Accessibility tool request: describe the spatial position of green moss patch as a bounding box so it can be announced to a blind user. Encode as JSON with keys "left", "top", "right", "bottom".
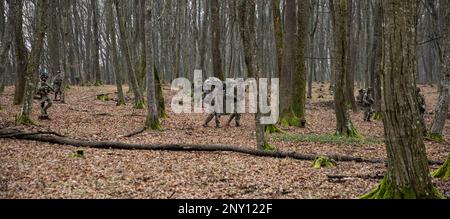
{"left": 262, "top": 142, "right": 277, "bottom": 152}
{"left": 427, "top": 133, "right": 445, "bottom": 143}
{"left": 361, "top": 176, "right": 445, "bottom": 199}
{"left": 71, "top": 150, "right": 85, "bottom": 159}
{"left": 312, "top": 156, "right": 336, "bottom": 169}
{"left": 16, "top": 115, "right": 34, "bottom": 126}
{"left": 265, "top": 124, "right": 283, "bottom": 134}
{"left": 275, "top": 133, "right": 379, "bottom": 146}
{"left": 96, "top": 94, "right": 111, "bottom": 101}
{"left": 432, "top": 154, "right": 450, "bottom": 181}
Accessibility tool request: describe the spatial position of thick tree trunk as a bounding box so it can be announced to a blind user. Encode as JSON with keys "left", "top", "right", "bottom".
{"left": 239, "top": 0, "right": 269, "bottom": 150}
{"left": 144, "top": 0, "right": 161, "bottom": 131}
{"left": 371, "top": 0, "right": 383, "bottom": 119}
{"left": 17, "top": 0, "right": 49, "bottom": 125}
{"left": 0, "top": 0, "right": 12, "bottom": 95}
{"left": 292, "top": 0, "right": 310, "bottom": 126}
{"left": 279, "top": 0, "right": 298, "bottom": 127}
{"left": 363, "top": 0, "right": 443, "bottom": 199}
{"left": 331, "top": 0, "right": 359, "bottom": 137}
{"left": 60, "top": 0, "right": 71, "bottom": 104}
{"left": 11, "top": 0, "right": 27, "bottom": 105}
{"left": 430, "top": 0, "right": 450, "bottom": 141}
{"left": 48, "top": 0, "right": 61, "bottom": 79}
{"left": 271, "top": 0, "right": 283, "bottom": 79}
{"left": 154, "top": 65, "right": 167, "bottom": 118}
{"left": 211, "top": 0, "right": 224, "bottom": 80}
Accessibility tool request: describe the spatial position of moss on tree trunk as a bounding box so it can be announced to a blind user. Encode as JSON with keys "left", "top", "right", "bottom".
{"left": 265, "top": 124, "right": 282, "bottom": 134}
{"left": 362, "top": 0, "right": 444, "bottom": 199}
{"left": 361, "top": 176, "right": 444, "bottom": 199}
{"left": 433, "top": 154, "right": 450, "bottom": 181}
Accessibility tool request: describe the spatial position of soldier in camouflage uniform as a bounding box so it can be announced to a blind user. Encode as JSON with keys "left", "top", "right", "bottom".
{"left": 53, "top": 71, "right": 63, "bottom": 101}
{"left": 417, "top": 88, "right": 427, "bottom": 135}
{"left": 417, "top": 88, "right": 426, "bottom": 116}
{"left": 37, "top": 73, "right": 54, "bottom": 119}
{"left": 203, "top": 80, "right": 242, "bottom": 128}
{"left": 225, "top": 84, "right": 241, "bottom": 127}
{"left": 203, "top": 81, "right": 223, "bottom": 128}
{"left": 362, "top": 88, "right": 374, "bottom": 122}
{"left": 357, "top": 89, "right": 366, "bottom": 107}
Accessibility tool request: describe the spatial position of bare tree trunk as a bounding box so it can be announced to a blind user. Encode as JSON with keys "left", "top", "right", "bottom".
{"left": 17, "top": 0, "right": 49, "bottom": 125}
{"left": 363, "top": 0, "right": 443, "bottom": 199}
{"left": 292, "top": 0, "right": 310, "bottom": 126}
{"left": 114, "top": 0, "right": 145, "bottom": 109}
{"left": 271, "top": 0, "right": 283, "bottom": 79}
{"left": 429, "top": 0, "right": 450, "bottom": 141}
{"left": 331, "top": 0, "right": 359, "bottom": 137}
{"left": 279, "top": 0, "right": 296, "bottom": 127}
{"left": 346, "top": 0, "right": 358, "bottom": 112}
{"left": 371, "top": 0, "right": 383, "bottom": 119}
{"left": 199, "top": 0, "right": 210, "bottom": 79}
{"left": 239, "top": 0, "right": 269, "bottom": 150}
{"left": 107, "top": 0, "right": 125, "bottom": 106}
{"left": 11, "top": 0, "right": 27, "bottom": 105}
{"left": 48, "top": 0, "right": 61, "bottom": 79}
{"left": 91, "top": 0, "right": 102, "bottom": 85}
{"left": 211, "top": 0, "right": 224, "bottom": 80}
{"left": 0, "top": 0, "right": 12, "bottom": 96}
{"left": 144, "top": 0, "right": 161, "bottom": 131}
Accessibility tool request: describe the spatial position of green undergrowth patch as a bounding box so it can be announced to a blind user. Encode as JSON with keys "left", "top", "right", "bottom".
{"left": 312, "top": 156, "right": 336, "bottom": 169}
{"left": 275, "top": 133, "right": 380, "bottom": 146}
{"left": 70, "top": 149, "right": 85, "bottom": 159}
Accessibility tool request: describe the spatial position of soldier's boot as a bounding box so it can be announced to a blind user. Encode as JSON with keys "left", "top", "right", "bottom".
{"left": 235, "top": 114, "right": 241, "bottom": 127}
{"left": 203, "top": 114, "right": 215, "bottom": 127}
{"left": 44, "top": 99, "right": 53, "bottom": 117}
{"left": 39, "top": 101, "right": 45, "bottom": 116}
{"left": 215, "top": 113, "right": 221, "bottom": 128}
{"left": 364, "top": 110, "right": 370, "bottom": 122}
{"left": 226, "top": 114, "right": 236, "bottom": 126}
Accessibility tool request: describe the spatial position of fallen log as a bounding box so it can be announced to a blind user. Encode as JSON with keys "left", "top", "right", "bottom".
{"left": 0, "top": 129, "right": 443, "bottom": 165}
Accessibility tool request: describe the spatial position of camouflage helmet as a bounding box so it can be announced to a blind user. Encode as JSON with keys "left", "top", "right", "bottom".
{"left": 204, "top": 77, "right": 222, "bottom": 91}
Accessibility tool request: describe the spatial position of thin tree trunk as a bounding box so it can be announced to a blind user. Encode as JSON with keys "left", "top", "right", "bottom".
{"left": 107, "top": 0, "right": 125, "bottom": 106}
{"left": 91, "top": 0, "right": 101, "bottom": 85}
{"left": 17, "top": 0, "right": 49, "bottom": 125}
{"left": 114, "top": 0, "right": 144, "bottom": 109}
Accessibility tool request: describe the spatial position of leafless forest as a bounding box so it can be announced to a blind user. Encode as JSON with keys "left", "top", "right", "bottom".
{"left": 0, "top": 0, "right": 449, "bottom": 199}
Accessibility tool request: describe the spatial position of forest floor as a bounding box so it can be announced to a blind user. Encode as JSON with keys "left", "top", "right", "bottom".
{"left": 0, "top": 83, "right": 449, "bottom": 199}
